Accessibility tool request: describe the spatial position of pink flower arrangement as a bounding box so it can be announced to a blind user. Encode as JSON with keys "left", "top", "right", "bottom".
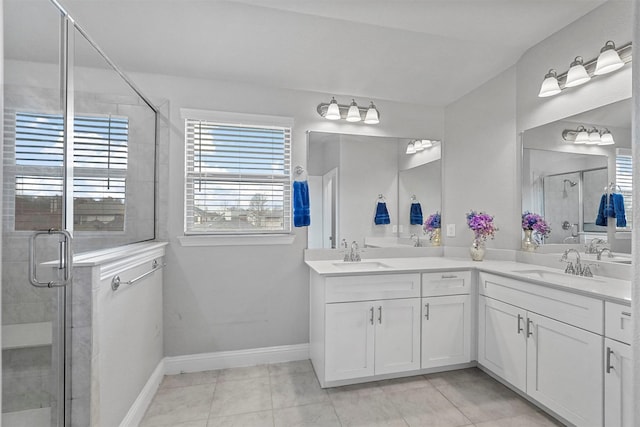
{"left": 466, "top": 210, "right": 498, "bottom": 241}
{"left": 522, "top": 211, "right": 550, "bottom": 238}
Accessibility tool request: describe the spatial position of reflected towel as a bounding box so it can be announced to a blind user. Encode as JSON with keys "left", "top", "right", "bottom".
{"left": 374, "top": 201, "right": 390, "bottom": 225}
{"left": 613, "top": 193, "right": 626, "bottom": 227}
{"left": 596, "top": 194, "right": 607, "bottom": 226}
{"left": 293, "top": 180, "right": 310, "bottom": 227}
{"left": 410, "top": 202, "right": 423, "bottom": 225}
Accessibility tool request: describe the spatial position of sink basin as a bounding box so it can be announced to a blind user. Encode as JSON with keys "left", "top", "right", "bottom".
{"left": 332, "top": 261, "right": 392, "bottom": 271}
{"left": 512, "top": 269, "right": 604, "bottom": 284}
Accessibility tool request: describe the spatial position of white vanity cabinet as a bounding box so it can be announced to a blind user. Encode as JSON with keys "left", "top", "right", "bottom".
{"left": 421, "top": 271, "right": 472, "bottom": 368}
{"left": 604, "top": 302, "right": 633, "bottom": 427}
{"left": 310, "top": 272, "right": 421, "bottom": 387}
{"left": 478, "top": 272, "right": 604, "bottom": 427}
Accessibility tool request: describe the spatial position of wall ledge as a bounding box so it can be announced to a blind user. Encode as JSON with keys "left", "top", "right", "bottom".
{"left": 178, "top": 234, "right": 295, "bottom": 247}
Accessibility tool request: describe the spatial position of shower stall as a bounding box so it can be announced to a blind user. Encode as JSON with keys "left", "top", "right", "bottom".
{"left": 3, "top": 0, "right": 158, "bottom": 425}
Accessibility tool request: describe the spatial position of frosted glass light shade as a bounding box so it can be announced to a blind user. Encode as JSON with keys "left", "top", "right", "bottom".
{"left": 346, "top": 100, "right": 361, "bottom": 122}
{"left": 587, "top": 129, "right": 601, "bottom": 145}
{"left": 364, "top": 102, "right": 379, "bottom": 124}
{"left": 538, "top": 69, "right": 561, "bottom": 97}
{"left": 565, "top": 57, "right": 590, "bottom": 88}
{"left": 599, "top": 130, "right": 615, "bottom": 145}
{"left": 421, "top": 139, "right": 433, "bottom": 148}
{"left": 406, "top": 142, "right": 416, "bottom": 154}
{"left": 325, "top": 97, "right": 341, "bottom": 120}
{"left": 594, "top": 41, "right": 624, "bottom": 75}
{"left": 414, "top": 140, "right": 424, "bottom": 151}
{"left": 574, "top": 128, "right": 589, "bottom": 144}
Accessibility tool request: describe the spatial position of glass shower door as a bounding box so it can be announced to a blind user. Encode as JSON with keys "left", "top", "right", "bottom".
{"left": 3, "top": 1, "right": 73, "bottom": 425}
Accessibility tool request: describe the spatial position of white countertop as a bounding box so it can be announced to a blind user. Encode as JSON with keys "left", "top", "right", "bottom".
{"left": 305, "top": 256, "right": 631, "bottom": 305}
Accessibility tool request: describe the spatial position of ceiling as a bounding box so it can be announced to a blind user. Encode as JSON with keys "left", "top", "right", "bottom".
{"left": 5, "top": 0, "right": 607, "bottom": 107}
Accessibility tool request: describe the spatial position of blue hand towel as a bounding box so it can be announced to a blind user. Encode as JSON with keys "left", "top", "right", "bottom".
{"left": 613, "top": 193, "right": 627, "bottom": 227}
{"left": 410, "top": 202, "right": 423, "bottom": 225}
{"left": 374, "top": 201, "right": 390, "bottom": 225}
{"left": 603, "top": 194, "right": 615, "bottom": 218}
{"left": 596, "top": 194, "right": 607, "bottom": 226}
{"left": 293, "top": 180, "right": 310, "bottom": 227}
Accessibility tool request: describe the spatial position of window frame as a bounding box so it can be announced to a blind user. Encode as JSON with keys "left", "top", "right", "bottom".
{"left": 181, "top": 109, "right": 294, "bottom": 239}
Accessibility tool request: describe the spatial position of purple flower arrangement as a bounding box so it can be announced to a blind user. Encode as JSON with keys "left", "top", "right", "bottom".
{"left": 423, "top": 212, "right": 441, "bottom": 233}
{"left": 521, "top": 211, "right": 550, "bottom": 237}
{"left": 466, "top": 211, "right": 498, "bottom": 241}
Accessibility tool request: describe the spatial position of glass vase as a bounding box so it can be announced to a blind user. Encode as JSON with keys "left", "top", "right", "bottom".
{"left": 470, "top": 238, "right": 485, "bottom": 261}
{"left": 522, "top": 229, "right": 537, "bottom": 252}
{"left": 431, "top": 228, "right": 441, "bottom": 246}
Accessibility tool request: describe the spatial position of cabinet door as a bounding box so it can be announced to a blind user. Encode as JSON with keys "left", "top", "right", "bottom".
{"left": 325, "top": 301, "right": 375, "bottom": 381}
{"left": 526, "top": 312, "right": 603, "bottom": 427}
{"left": 477, "top": 296, "right": 527, "bottom": 392}
{"left": 421, "top": 295, "right": 471, "bottom": 368}
{"left": 604, "top": 338, "right": 633, "bottom": 427}
{"left": 374, "top": 298, "right": 421, "bottom": 375}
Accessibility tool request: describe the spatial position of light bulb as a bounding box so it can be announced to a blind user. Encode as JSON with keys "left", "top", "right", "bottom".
{"left": 325, "top": 97, "right": 340, "bottom": 120}
{"left": 406, "top": 142, "right": 416, "bottom": 154}
{"left": 574, "top": 127, "right": 589, "bottom": 144}
{"left": 587, "top": 128, "right": 601, "bottom": 145}
{"left": 599, "top": 130, "right": 615, "bottom": 145}
{"left": 594, "top": 41, "right": 624, "bottom": 75}
{"left": 364, "top": 102, "right": 379, "bottom": 124}
{"left": 565, "top": 56, "right": 590, "bottom": 88}
{"left": 346, "top": 99, "right": 361, "bottom": 122}
{"left": 538, "top": 69, "right": 561, "bottom": 97}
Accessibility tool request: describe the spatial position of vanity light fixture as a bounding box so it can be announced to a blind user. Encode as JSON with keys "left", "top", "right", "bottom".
{"left": 594, "top": 41, "right": 625, "bottom": 75}
{"left": 405, "top": 139, "right": 439, "bottom": 155}
{"left": 562, "top": 126, "right": 615, "bottom": 146}
{"left": 565, "top": 56, "right": 590, "bottom": 87}
{"left": 317, "top": 98, "right": 381, "bottom": 124}
{"left": 537, "top": 40, "right": 632, "bottom": 98}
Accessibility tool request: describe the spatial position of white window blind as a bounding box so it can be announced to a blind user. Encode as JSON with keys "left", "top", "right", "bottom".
{"left": 615, "top": 152, "right": 632, "bottom": 229}
{"left": 14, "top": 111, "right": 128, "bottom": 231}
{"left": 185, "top": 118, "right": 291, "bottom": 234}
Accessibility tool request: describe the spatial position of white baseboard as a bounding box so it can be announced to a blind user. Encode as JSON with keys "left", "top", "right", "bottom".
{"left": 119, "top": 359, "right": 165, "bottom": 427}
{"left": 164, "top": 343, "right": 310, "bottom": 375}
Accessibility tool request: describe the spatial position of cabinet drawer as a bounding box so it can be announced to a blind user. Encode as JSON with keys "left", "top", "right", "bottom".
{"left": 325, "top": 273, "right": 420, "bottom": 303}
{"left": 422, "top": 271, "right": 471, "bottom": 296}
{"left": 479, "top": 272, "right": 603, "bottom": 334}
{"left": 605, "top": 302, "right": 632, "bottom": 344}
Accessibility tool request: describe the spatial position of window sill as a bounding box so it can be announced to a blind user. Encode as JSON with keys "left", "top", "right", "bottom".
{"left": 178, "top": 234, "right": 296, "bottom": 247}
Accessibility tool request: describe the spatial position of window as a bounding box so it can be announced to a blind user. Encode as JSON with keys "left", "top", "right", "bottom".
{"left": 14, "top": 112, "right": 128, "bottom": 231}
{"left": 615, "top": 150, "right": 632, "bottom": 229}
{"left": 184, "top": 112, "right": 292, "bottom": 235}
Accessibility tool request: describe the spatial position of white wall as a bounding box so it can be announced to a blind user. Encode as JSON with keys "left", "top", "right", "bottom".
{"left": 443, "top": 66, "right": 519, "bottom": 249}
{"left": 127, "top": 72, "right": 443, "bottom": 356}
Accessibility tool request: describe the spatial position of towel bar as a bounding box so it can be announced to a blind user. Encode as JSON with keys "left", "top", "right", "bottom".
{"left": 111, "top": 259, "right": 166, "bottom": 291}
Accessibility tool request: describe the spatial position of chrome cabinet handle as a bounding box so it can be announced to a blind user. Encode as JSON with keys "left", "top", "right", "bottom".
{"left": 621, "top": 311, "right": 631, "bottom": 317}
{"left": 517, "top": 314, "right": 523, "bottom": 334}
{"left": 606, "top": 347, "right": 614, "bottom": 374}
{"left": 424, "top": 303, "right": 430, "bottom": 320}
{"left": 370, "top": 307, "right": 374, "bottom": 325}
{"left": 378, "top": 306, "right": 383, "bottom": 324}
{"left": 441, "top": 274, "right": 457, "bottom": 279}
{"left": 526, "top": 318, "right": 534, "bottom": 338}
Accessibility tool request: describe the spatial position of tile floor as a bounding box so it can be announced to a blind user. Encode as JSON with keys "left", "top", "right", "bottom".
{"left": 140, "top": 361, "right": 565, "bottom": 427}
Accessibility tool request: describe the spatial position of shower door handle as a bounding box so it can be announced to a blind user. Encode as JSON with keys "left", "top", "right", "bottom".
{"left": 29, "top": 229, "right": 73, "bottom": 288}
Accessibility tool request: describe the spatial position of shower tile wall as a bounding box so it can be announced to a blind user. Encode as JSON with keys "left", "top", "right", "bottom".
{"left": 543, "top": 173, "right": 580, "bottom": 244}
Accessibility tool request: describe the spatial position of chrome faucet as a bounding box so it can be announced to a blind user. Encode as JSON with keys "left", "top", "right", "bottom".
{"left": 349, "top": 241, "right": 361, "bottom": 262}
{"left": 341, "top": 239, "right": 350, "bottom": 261}
{"left": 560, "top": 248, "right": 583, "bottom": 275}
{"left": 585, "top": 238, "right": 606, "bottom": 254}
{"left": 596, "top": 247, "right": 613, "bottom": 261}
{"left": 410, "top": 233, "right": 421, "bottom": 247}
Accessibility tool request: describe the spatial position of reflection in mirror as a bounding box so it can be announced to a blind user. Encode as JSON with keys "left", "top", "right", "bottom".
{"left": 306, "top": 132, "right": 441, "bottom": 248}
{"left": 522, "top": 98, "right": 631, "bottom": 254}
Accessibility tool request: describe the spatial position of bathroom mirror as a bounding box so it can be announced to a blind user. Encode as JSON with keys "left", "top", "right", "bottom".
{"left": 521, "top": 98, "right": 632, "bottom": 253}
{"left": 306, "top": 131, "right": 442, "bottom": 248}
